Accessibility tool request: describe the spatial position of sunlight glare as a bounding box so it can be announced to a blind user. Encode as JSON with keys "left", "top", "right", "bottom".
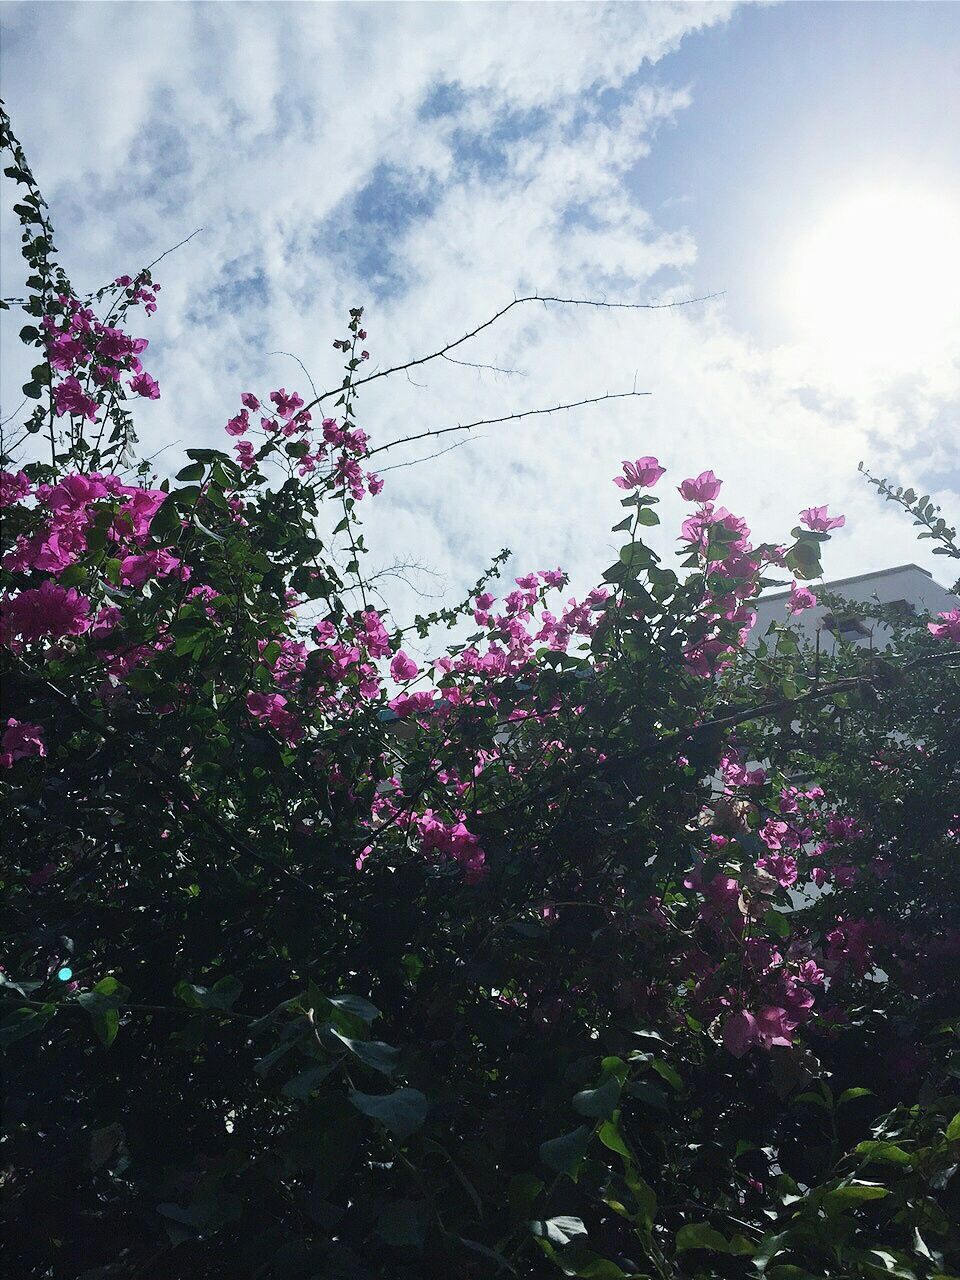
{"left": 785, "top": 185, "right": 960, "bottom": 372}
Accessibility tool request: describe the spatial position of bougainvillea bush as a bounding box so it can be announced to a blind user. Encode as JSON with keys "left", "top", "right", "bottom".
{"left": 2, "top": 104, "right": 959, "bottom": 1280}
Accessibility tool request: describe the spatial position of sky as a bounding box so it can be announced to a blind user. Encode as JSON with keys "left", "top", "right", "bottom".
{"left": 2, "top": 0, "right": 959, "bottom": 632}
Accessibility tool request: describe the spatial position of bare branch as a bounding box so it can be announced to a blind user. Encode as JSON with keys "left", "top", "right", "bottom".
{"left": 267, "top": 349, "right": 320, "bottom": 400}
{"left": 440, "top": 352, "right": 526, "bottom": 378}
{"left": 367, "top": 388, "right": 651, "bottom": 459}
{"left": 142, "top": 227, "right": 204, "bottom": 275}
{"left": 302, "top": 290, "right": 722, "bottom": 413}
{"left": 377, "top": 436, "right": 484, "bottom": 474}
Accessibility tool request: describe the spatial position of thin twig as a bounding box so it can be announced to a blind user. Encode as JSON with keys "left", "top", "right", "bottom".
{"left": 301, "top": 290, "right": 722, "bottom": 413}
{"left": 367, "top": 388, "right": 651, "bottom": 459}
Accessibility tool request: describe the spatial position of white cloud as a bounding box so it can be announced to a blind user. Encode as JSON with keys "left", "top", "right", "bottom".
{"left": 1, "top": 0, "right": 956, "bottom": 633}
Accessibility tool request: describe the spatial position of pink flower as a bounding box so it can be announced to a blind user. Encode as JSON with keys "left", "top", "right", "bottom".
{"left": 679, "top": 470, "right": 722, "bottom": 503}
{"left": 241, "top": 392, "right": 260, "bottom": 411}
{"left": 2, "top": 580, "right": 91, "bottom": 643}
{"left": 390, "top": 650, "right": 420, "bottom": 682}
{"left": 723, "top": 1010, "right": 758, "bottom": 1058}
{"left": 53, "top": 377, "right": 99, "bottom": 422}
{"left": 235, "top": 440, "right": 256, "bottom": 470}
{"left": 0, "top": 718, "right": 46, "bottom": 769}
{"left": 269, "top": 388, "right": 305, "bottom": 420}
{"left": 928, "top": 608, "right": 960, "bottom": 643}
{"left": 116, "top": 488, "right": 167, "bottom": 540}
{"left": 225, "top": 410, "right": 249, "bottom": 436}
{"left": 360, "top": 609, "right": 391, "bottom": 659}
{"left": 246, "top": 691, "right": 303, "bottom": 745}
{"left": 0, "top": 470, "right": 32, "bottom": 508}
{"left": 389, "top": 691, "right": 436, "bottom": 717}
{"left": 757, "top": 853, "right": 799, "bottom": 888}
{"left": 366, "top": 472, "right": 384, "bottom": 497}
{"left": 787, "top": 582, "right": 818, "bottom": 614}
{"left": 613, "top": 456, "right": 665, "bottom": 490}
{"left": 128, "top": 371, "right": 160, "bottom": 399}
{"left": 799, "top": 505, "right": 845, "bottom": 532}
{"left": 120, "top": 549, "right": 187, "bottom": 587}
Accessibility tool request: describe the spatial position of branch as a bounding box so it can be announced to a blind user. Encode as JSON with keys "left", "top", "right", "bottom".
{"left": 367, "top": 388, "right": 651, "bottom": 459}
{"left": 302, "top": 290, "right": 722, "bottom": 413}
{"left": 376, "top": 436, "right": 483, "bottom": 474}
{"left": 689, "top": 648, "right": 960, "bottom": 741}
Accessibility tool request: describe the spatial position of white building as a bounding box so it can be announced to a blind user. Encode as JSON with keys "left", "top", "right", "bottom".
{"left": 752, "top": 563, "right": 957, "bottom": 653}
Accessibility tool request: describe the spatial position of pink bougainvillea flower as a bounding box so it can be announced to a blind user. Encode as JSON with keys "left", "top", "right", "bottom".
{"left": 787, "top": 581, "right": 818, "bottom": 614}
{"left": 723, "top": 1009, "right": 758, "bottom": 1058}
{"left": 128, "top": 371, "right": 160, "bottom": 400}
{"left": 269, "top": 388, "right": 305, "bottom": 420}
{"left": 240, "top": 392, "right": 260, "bottom": 411}
{"left": 225, "top": 410, "right": 249, "bottom": 436}
{"left": 613, "top": 456, "right": 665, "bottom": 490}
{"left": 799, "top": 505, "right": 845, "bottom": 532}
{"left": 678, "top": 470, "right": 722, "bottom": 503}
{"left": 116, "top": 488, "right": 167, "bottom": 540}
{"left": 927, "top": 608, "right": 960, "bottom": 642}
{"left": 757, "top": 852, "right": 799, "bottom": 888}
{"left": 120, "top": 549, "right": 187, "bottom": 588}
{"left": 2, "top": 580, "right": 91, "bottom": 643}
{"left": 390, "top": 650, "right": 420, "bottom": 682}
{"left": 53, "top": 377, "right": 99, "bottom": 422}
{"left": 0, "top": 718, "right": 46, "bottom": 769}
{"left": 0, "top": 470, "right": 32, "bottom": 508}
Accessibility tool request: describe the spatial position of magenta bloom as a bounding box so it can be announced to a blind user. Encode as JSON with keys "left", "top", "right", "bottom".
{"left": 225, "top": 410, "right": 250, "bottom": 437}
{"left": 787, "top": 582, "right": 818, "bottom": 615}
{"left": 128, "top": 371, "right": 160, "bottom": 399}
{"left": 270, "top": 388, "right": 305, "bottom": 420}
{"left": 613, "top": 456, "right": 665, "bottom": 490}
{"left": 390, "top": 650, "right": 420, "bottom": 682}
{"left": 53, "top": 376, "right": 99, "bottom": 422}
{"left": 120, "top": 549, "right": 186, "bottom": 588}
{"left": 678, "top": 470, "right": 722, "bottom": 503}
{"left": 2, "top": 580, "right": 91, "bottom": 643}
{"left": 117, "top": 488, "right": 167, "bottom": 540}
{"left": 722, "top": 1010, "right": 757, "bottom": 1058}
{"left": 240, "top": 392, "right": 260, "bottom": 411}
{"left": 928, "top": 608, "right": 960, "bottom": 642}
{"left": 799, "top": 505, "right": 845, "bottom": 532}
{"left": 0, "top": 470, "right": 32, "bottom": 508}
{"left": 0, "top": 718, "right": 46, "bottom": 769}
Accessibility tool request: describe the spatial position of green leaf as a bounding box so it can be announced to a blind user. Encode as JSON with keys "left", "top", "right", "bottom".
{"left": 825, "top": 1182, "right": 889, "bottom": 1204}
{"left": 509, "top": 1173, "right": 544, "bottom": 1219}
{"left": 573, "top": 1076, "right": 621, "bottom": 1119}
{"left": 280, "top": 1062, "right": 337, "bottom": 1100}
{"left": 174, "top": 976, "right": 242, "bottom": 1011}
{"left": 540, "top": 1126, "right": 591, "bottom": 1180}
{"left": 597, "top": 1119, "right": 631, "bottom": 1160}
{"left": 176, "top": 462, "right": 205, "bottom": 481}
{"left": 635, "top": 507, "right": 660, "bottom": 526}
{"left": 838, "top": 1087, "right": 873, "bottom": 1106}
{"left": 946, "top": 1112, "right": 960, "bottom": 1141}
{"left": 676, "top": 1223, "right": 734, "bottom": 1252}
{"left": 349, "top": 1087, "right": 428, "bottom": 1140}
{"left": 326, "top": 993, "right": 379, "bottom": 1022}
{"left": 651, "top": 1059, "right": 682, "bottom": 1091}
{"left": 0, "top": 1007, "right": 51, "bottom": 1050}
{"left": 330, "top": 1028, "right": 399, "bottom": 1075}
{"left": 854, "top": 1141, "right": 911, "bottom": 1166}
{"left": 529, "top": 1216, "right": 588, "bottom": 1248}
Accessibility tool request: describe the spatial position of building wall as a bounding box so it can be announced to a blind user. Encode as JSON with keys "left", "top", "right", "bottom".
{"left": 752, "top": 563, "right": 957, "bottom": 653}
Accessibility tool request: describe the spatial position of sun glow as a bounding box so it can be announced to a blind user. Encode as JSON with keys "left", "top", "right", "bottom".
{"left": 785, "top": 184, "right": 960, "bottom": 372}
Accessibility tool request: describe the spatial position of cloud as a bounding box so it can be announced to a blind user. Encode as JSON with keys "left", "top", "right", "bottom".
{"left": 1, "top": 0, "right": 957, "bottom": 633}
